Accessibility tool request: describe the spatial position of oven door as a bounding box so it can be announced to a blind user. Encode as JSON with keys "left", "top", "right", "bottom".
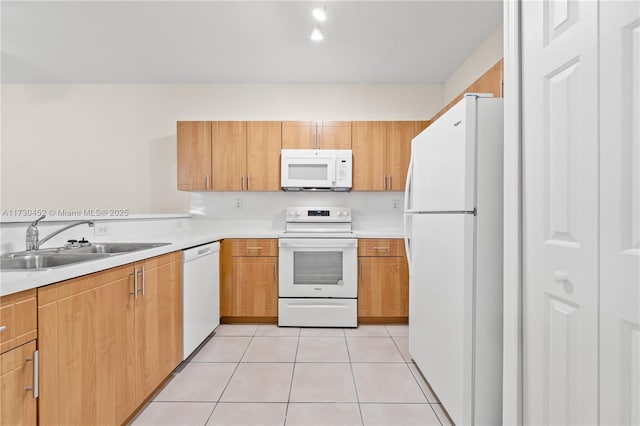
{"left": 278, "top": 238, "right": 357, "bottom": 298}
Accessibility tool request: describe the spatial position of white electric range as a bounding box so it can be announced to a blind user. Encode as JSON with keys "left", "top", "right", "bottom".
{"left": 278, "top": 207, "right": 358, "bottom": 327}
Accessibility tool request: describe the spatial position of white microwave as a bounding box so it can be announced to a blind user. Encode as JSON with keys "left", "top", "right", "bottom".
{"left": 281, "top": 149, "right": 352, "bottom": 191}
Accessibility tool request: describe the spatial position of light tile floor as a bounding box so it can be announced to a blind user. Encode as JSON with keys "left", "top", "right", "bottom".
{"left": 131, "top": 324, "right": 452, "bottom": 426}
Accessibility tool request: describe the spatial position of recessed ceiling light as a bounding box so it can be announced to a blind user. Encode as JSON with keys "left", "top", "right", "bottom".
{"left": 312, "top": 7, "right": 326, "bottom": 22}
{"left": 310, "top": 27, "right": 324, "bottom": 41}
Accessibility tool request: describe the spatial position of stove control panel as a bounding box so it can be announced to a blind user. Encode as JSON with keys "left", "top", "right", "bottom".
{"left": 285, "top": 207, "right": 352, "bottom": 223}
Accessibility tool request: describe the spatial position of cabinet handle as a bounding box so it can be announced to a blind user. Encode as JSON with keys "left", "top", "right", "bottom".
{"left": 247, "top": 175, "right": 250, "bottom": 190}
{"left": 140, "top": 265, "right": 146, "bottom": 296}
{"left": 374, "top": 247, "right": 390, "bottom": 251}
{"left": 389, "top": 175, "right": 392, "bottom": 190}
{"left": 273, "top": 262, "right": 277, "bottom": 279}
{"left": 25, "top": 350, "right": 39, "bottom": 398}
{"left": 383, "top": 175, "right": 387, "bottom": 190}
{"left": 359, "top": 260, "right": 362, "bottom": 276}
{"left": 241, "top": 175, "right": 245, "bottom": 191}
{"left": 131, "top": 266, "right": 139, "bottom": 299}
{"left": 246, "top": 246, "right": 263, "bottom": 250}
{"left": 205, "top": 174, "right": 211, "bottom": 190}
{"left": 0, "top": 325, "right": 6, "bottom": 332}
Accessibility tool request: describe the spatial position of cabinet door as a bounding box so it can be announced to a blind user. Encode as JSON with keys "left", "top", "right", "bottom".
{"left": 0, "top": 289, "right": 37, "bottom": 355}
{"left": 386, "top": 121, "right": 420, "bottom": 191}
{"left": 177, "top": 121, "right": 212, "bottom": 191}
{"left": 351, "top": 122, "right": 387, "bottom": 191}
{"left": 319, "top": 121, "right": 351, "bottom": 149}
{"left": 211, "top": 121, "right": 246, "bottom": 191}
{"left": 246, "top": 121, "right": 282, "bottom": 191}
{"left": 38, "top": 266, "right": 136, "bottom": 426}
{"left": 134, "top": 253, "right": 182, "bottom": 404}
{"left": 0, "top": 341, "right": 36, "bottom": 426}
{"left": 232, "top": 257, "right": 278, "bottom": 317}
{"left": 358, "top": 257, "right": 409, "bottom": 318}
{"left": 282, "top": 121, "right": 316, "bottom": 149}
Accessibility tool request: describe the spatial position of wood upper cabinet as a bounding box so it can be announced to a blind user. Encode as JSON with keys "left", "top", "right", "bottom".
{"left": 212, "top": 121, "right": 247, "bottom": 191}
{"left": 178, "top": 121, "right": 281, "bottom": 191}
{"left": 319, "top": 121, "right": 351, "bottom": 149}
{"left": 0, "top": 341, "right": 37, "bottom": 426}
{"left": 352, "top": 122, "right": 387, "bottom": 191}
{"left": 37, "top": 252, "right": 182, "bottom": 426}
{"left": 358, "top": 239, "right": 409, "bottom": 321}
{"left": 386, "top": 121, "right": 429, "bottom": 191}
{"left": 282, "top": 121, "right": 351, "bottom": 149}
{"left": 177, "top": 121, "right": 212, "bottom": 191}
{"left": 282, "top": 121, "right": 316, "bottom": 149}
{"left": 220, "top": 239, "right": 278, "bottom": 320}
{"left": 352, "top": 121, "right": 428, "bottom": 191}
{"left": 246, "top": 121, "right": 282, "bottom": 191}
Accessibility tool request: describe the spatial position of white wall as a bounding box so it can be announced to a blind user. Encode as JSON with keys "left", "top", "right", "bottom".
{"left": 0, "top": 84, "right": 442, "bottom": 214}
{"left": 443, "top": 25, "right": 504, "bottom": 105}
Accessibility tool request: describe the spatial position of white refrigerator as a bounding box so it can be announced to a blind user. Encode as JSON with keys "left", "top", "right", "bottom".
{"left": 404, "top": 94, "right": 504, "bottom": 425}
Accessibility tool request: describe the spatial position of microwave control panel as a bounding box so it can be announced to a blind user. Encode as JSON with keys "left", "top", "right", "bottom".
{"left": 335, "top": 159, "right": 350, "bottom": 185}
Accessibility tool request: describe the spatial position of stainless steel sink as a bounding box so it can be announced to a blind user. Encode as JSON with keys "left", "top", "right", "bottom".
{"left": 0, "top": 253, "right": 110, "bottom": 270}
{"left": 67, "top": 242, "right": 169, "bottom": 254}
{"left": 0, "top": 242, "right": 170, "bottom": 270}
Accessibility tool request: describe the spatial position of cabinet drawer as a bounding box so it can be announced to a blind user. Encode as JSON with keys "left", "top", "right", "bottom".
{"left": 358, "top": 239, "right": 405, "bottom": 257}
{"left": 231, "top": 239, "right": 278, "bottom": 257}
{"left": 0, "top": 289, "right": 37, "bottom": 354}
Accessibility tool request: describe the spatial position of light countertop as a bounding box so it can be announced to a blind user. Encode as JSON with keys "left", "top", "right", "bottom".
{"left": 1, "top": 230, "right": 404, "bottom": 296}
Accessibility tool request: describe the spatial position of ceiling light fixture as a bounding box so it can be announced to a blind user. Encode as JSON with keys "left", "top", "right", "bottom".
{"left": 310, "top": 27, "right": 324, "bottom": 41}
{"left": 312, "top": 7, "right": 327, "bottom": 22}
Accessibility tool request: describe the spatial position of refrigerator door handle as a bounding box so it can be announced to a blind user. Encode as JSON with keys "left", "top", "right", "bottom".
{"left": 404, "top": 146, "right": 414, "bottom": 212}
{"left": 403, "top": 212, "right": 412, "bottom": 270}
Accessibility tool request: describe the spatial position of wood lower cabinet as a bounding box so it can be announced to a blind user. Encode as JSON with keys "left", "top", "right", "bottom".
{"left": 221, "top": 239, "right": 278, "bottom": 322}
{"left": 358, "top": 239, "right": 409, "bottom": 322}
{"left": 352, "top": 121, "right": 429, "bottom": 191}
{"left": 37, "top": 252, "right": 182, "bottom": 426}
{"left": 0, "top": 289, "right": 37, "bottom": 426}
{"left": 0, "top": 341, "right": 37, "bottom": 426}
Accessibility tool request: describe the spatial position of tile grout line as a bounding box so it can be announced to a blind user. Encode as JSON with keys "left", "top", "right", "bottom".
{"left": 343, "top": 329, "right": 365, "bottom": 426}
{"left": 283, "top": 327, "right": 302, "bottom": 425}
{"left": 201, "top": 325, "right": 259, "bottom": 425}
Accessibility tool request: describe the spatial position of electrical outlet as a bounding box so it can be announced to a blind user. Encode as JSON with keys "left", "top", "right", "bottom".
{"left": 233, "top": 198, "right": 243, "bottom": 211}
{"left": 94, "top": 224, "right": 111, "bottom": 236}
{"left": 392, "top": 199, "right": 400, "bottom": 211}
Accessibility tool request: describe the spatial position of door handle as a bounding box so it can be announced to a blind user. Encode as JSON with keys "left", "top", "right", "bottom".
{"left": 130, "top": 266, "right": 138, "bottom": 299}
{"left": 140, "top": 266, "right": 146, "bottom": 296}
{"left": 25, "top": 350, "right": 39, "bottom": 398}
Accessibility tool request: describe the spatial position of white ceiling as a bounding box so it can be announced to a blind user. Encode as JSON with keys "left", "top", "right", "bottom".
{"left": 0, "top": 1, "right": 503, "bottom": 84}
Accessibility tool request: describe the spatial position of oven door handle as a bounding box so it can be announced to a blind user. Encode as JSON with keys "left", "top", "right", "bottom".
{"left": 279, "top": 238, "right": 357, "bottom": 248}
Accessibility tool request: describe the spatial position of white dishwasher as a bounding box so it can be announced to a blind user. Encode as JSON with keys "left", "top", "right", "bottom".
{"left": 183, "top": 242, "right": 220, "bottom": 360}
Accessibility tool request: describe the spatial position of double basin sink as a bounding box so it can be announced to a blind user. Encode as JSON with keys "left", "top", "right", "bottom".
{"left": 0, "top": 242, "right": 170, "bottom": 271}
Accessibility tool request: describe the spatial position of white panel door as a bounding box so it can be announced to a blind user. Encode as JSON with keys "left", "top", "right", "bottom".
{"left": 599, "top": 2, "right": 640, "bottom": 424}
{"left": 522, "top": 0, "right": 599, "bottom": 424}
{"left": 408, "top": 213, "right": 474, "bottom": 425}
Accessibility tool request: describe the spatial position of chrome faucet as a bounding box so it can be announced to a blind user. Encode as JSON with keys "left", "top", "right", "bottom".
{"left": 26, "top": 215, "right": 94, "bottom": 251}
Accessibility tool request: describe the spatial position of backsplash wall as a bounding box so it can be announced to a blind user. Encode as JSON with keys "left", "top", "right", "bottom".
{"left": 189, "top": 192, "right": 405, "bottom": 233}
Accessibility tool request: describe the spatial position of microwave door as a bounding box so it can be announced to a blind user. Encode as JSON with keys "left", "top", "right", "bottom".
{"left": 283, "top": 158, "right": 332, "bottom": 188}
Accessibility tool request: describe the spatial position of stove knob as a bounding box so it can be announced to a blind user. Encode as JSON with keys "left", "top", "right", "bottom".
{"left": 336, "top": 211, "right": 343, "bottom": 217}
{"left": 342, "top": 211, "right": 349, "bottom": 217}
{"left": 287, "top": 211, "right": 294, "bottom": 217}
{"left": 295, "top": 211, "right": 301, "bottom": 217}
